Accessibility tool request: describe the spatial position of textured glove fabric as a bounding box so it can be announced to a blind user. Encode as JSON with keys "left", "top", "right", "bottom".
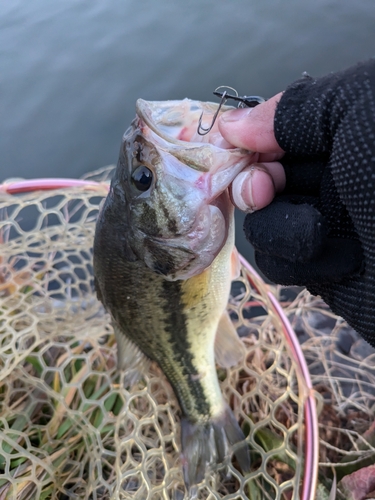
{"left": 243, "top": 60, "right": 375, "bottom": 345}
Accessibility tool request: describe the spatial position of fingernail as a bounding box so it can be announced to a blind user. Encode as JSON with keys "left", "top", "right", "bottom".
{"left": 220, "top": 107, "right": 253, "bottom": 123}
{"left": 231, "top": 167, "right": 256, "bottom": 212}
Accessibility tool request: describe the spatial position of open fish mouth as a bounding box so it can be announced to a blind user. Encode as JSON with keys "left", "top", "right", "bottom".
{"left": 129, "top": 98, "right": 256, "bottom": 280}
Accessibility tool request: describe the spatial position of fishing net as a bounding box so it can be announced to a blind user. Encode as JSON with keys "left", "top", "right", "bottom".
{"left": 286, "top": 293, "right": 375, "bottom": 499}
{"left": 0, "top": 167, "right": 374, "bottom": 500}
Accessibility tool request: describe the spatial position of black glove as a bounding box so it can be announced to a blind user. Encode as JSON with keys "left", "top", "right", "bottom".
{"left": 243, "top": 60, "right": 375, "bottom": 346}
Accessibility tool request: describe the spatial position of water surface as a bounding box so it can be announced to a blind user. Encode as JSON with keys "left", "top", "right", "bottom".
{"left": 1, "top": 0, "right": 374, "bottom": 257}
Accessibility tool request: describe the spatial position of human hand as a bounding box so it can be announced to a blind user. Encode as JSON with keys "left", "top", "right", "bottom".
{"left": 219, "top": 93, "right": 286, "bottom": 212}
{"left": 218, "top": 61, "right": 375, "bottom": 345}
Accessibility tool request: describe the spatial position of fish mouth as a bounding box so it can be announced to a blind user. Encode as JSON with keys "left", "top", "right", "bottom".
{"left": 136, "top": 98, "right": 236, "bottom": 149}
{"left": 133, "top": 98, "right": 255, "bottom": 280}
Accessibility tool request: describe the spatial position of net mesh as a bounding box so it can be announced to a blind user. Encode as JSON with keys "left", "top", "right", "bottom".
{"left": 0, "top": 167, "right": 374, "bottom": 500}
{"left": 285, "top": 293, "right": 375, "bottom": 491}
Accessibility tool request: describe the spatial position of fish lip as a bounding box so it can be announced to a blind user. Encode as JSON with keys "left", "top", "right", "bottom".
{"left": 144, "top": 191, "right": 231, "bottom": 280}
{"left": 147, "top": 191, "right": 230, "bottom": 245}
{"left": 136, "top": 98, "right": 243, "bottom": 151}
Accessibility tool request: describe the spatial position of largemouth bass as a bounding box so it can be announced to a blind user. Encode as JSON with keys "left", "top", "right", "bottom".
{"left": 93, "top": 98, "right": 255, "bottom": 491}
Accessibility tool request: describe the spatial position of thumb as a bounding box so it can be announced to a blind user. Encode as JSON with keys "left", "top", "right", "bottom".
{"left": 218, "top": 93, "right": 284, "bottom": 153}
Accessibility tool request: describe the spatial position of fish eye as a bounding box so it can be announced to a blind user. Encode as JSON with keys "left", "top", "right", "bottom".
{"left": 131, "top": 165, "right": 153, "bottom": 192}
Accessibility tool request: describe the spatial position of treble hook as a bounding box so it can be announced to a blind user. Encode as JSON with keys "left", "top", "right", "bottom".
{"left": 197, "top": 86, "right": 266, "bottom": 136}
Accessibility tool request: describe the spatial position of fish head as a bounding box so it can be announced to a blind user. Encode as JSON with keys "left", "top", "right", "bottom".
{"left": 107, "top": 98, "right": 255, "bottom": 280}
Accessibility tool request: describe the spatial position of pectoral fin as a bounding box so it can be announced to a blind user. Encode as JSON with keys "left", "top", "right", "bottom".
{"left": 113, "top": 322, "right": 150, "bottom": 386}
{"left": 230, "top": 246, "right": 241, "bottom": 281}
{"left": 214, "top": 310, "right": 245, "bottom": 368}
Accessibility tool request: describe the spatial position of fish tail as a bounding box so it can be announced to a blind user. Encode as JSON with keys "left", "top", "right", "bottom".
{"left": 180, "top": 403, "right": 250, "bottom": 491}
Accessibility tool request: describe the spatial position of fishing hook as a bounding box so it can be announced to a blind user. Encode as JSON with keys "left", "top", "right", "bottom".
{"left": 197, "top": 86, "right": 266, "bottom": 136}
{"left": 197, "top": 88, "right": 230, "bottom": 136}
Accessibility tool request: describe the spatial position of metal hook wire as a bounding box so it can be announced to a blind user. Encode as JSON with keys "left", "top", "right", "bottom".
{"left": 214, "top": 92, "right": 266, "bottom": 108}
{"left": 197, "top": 86, "right": 266, "bottom": 136}
{"left": 197, "top": 88, "right": 230, "bottom": 136}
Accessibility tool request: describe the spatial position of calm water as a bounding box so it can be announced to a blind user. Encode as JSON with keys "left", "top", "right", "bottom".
{"left": 1, "top": 0, "right": 375, "bottom": 258}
